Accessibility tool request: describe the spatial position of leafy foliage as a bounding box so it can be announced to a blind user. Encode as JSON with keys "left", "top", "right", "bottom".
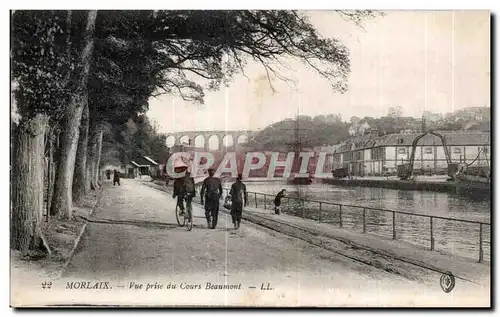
{"left": 11, "top": 11, "right": 73, "bottom": 119}
{"left": 100, "top": 115, "right": 170, "bottom": 167}
{"left": 149, "top": 10, "right": 358, "bottom": 94}
{"left": 89, "top": 10, "right": 381, "bottom": 125}
{"left": 12, "top": 10, "right": 382, "bottom": 124}
{"left": 88, "top": 11, "right": 157, "bottom": 124}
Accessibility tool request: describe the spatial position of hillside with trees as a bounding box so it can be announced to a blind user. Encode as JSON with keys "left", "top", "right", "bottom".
{"left": 251, "top": 106, "right": 491, "bottom": 150}
{"left": 249, "top": 114, "right": 349, "bottom": 150}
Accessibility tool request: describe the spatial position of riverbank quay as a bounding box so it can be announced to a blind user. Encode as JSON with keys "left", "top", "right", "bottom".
{"left": 144, "top": 180, "right": 490, "bottom": 289}
{"left": 219, "top": 187, "right": 491, "bottom": 264}
{"left": 321, "top": 177, "right": 490, "bottom": 199}
{"left": 237, "top": 205, "right": 490, "bottom": 288}
{"left": 149, "top": 179, "right": 490, "bottom": 263}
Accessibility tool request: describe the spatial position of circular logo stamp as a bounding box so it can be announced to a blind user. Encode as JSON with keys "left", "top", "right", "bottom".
{"left": 440, "top": 271, "right": 456, "bottom": 293}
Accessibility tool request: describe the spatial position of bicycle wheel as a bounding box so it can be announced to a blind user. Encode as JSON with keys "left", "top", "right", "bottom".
{"left": 186, "top": 210, "right": 193, "bottom": 231}
{"left": 186, "top": 205, "right": 193, "bottom": 231}
{"left": 175, "top": 204, "right": 185, "bottom": 227}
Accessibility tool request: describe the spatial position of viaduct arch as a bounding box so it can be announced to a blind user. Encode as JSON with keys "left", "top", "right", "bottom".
{"left": 165, "top": 130, "right": 257, "bottom": 151}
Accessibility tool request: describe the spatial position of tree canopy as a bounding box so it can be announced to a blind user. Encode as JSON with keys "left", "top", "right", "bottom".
{"left": 100, "top": 115, "right": 170, "bottom": 168}
{"left": 87, "top": 9, "right": 382, "bottom": 127}
{"left": 12, "top": 11, "right": 73, "bottom": 119}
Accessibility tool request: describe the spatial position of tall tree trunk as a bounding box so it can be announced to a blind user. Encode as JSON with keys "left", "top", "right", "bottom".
{"left": 11, "top": 114, "right": 51, "bottom": 255}
{"left": 72, "top": 99, "right": 89, "bottom": 203}
{"left": 50, "top": 131, "right": 61, "bottom": 214}
{"left": 87, "top": 124, "right": 104, "bottom": 190}
{"left": 50, "top": 103, "right": 84, "bottom": 219}
{"left": 46, "top": 132, "right": 56, "bottom": 221}
{"left": 87, "top": 120, "right": 99, "bottom": 190}
{"left": 50, "top": 10, "right": 97, "bottom": 219}
{"left": 95, "top": 127, "right": 104, "bottom": 187}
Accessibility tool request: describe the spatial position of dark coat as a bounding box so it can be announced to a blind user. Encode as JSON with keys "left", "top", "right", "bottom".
{"left": 274, "top": 191, "right": 285, "bottom": 205}
{"left": 230, "top": 181, "right": 247, "bottom": 204}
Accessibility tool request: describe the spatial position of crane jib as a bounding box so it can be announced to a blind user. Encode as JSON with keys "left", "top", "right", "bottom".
{"left": 405, "top": 131, "right": 452, "bottom": 180}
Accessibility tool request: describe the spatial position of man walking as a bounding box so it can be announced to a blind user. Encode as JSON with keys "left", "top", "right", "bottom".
{"left": 113, "top": 169, "right": 121, "bottom": 186}
{"left": 229, "top": 174, "right": 247, "bottom": 229}
{"left": 200, "top": 168, "right": 223, "bottom": 229}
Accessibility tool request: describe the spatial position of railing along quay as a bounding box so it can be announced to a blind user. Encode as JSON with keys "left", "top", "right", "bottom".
{"left": 215, "top": 185, "right": 491, "bottom": 263}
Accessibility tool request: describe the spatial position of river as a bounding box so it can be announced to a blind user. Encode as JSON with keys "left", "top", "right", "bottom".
{"left": 222, "top": 180, "right": 491, "bottom": 222}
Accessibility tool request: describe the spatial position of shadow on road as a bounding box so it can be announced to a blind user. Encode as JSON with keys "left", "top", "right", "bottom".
{"left": 77, "top": 216, "right": 179, "bottom": 230}
{"left": 77, "top": 215, "right": 226, "bottom": 231}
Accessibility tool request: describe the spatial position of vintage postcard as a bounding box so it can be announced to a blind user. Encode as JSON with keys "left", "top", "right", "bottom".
{"left": 10, "top": 9, "right": 491, "bottom": 307}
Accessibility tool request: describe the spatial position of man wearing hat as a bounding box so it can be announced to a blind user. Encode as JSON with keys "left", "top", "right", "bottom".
{"left": 229, "top": 174, "right": 248, "bottom": 229}
{"left": 200, "top": 168, "right": 223, "bottom": 229}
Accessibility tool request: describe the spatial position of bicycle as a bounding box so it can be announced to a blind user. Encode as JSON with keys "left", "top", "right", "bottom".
{"left": 175, "top": 194, "right": 193, "bottom": 231}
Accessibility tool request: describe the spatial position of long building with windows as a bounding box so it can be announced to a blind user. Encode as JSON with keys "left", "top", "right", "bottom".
{"left": 329, "top": 131, "right": 491, "bottom": 176}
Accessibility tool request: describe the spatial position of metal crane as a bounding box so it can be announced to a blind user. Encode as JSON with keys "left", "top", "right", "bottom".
{"left": 400, "top": 131, "right": 452, "bottom": 180}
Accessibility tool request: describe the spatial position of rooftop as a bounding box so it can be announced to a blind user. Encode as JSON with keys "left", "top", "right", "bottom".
{"left": 130, "top": 160, "right": 149, "bottom": 168}
{"left": 143, "top": 156, "right": 159, "bottom": 166}
{"left": 375, "top": 131, "right": 490, "bottom": 147}
{"left": 332, "top": 131, "right": 490, "bottom": 153}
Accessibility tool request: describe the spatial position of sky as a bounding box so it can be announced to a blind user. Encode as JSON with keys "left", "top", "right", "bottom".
{"left": 147, "top": 10, "right": 490, "bottom": 135}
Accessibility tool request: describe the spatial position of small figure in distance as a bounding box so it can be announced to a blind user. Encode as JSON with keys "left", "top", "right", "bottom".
{"left": 274, "top": 189, "right": 287, "bottom": 215}
{"left": 113, "top": 169, "right": 121, "bottom": 186}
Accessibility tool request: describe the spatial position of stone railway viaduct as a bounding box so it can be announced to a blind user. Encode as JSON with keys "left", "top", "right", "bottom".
{"left": 165, "top": 130, "right": 259, "bottom": 151}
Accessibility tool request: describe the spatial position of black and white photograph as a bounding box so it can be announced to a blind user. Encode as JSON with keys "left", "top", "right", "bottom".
{"left": 9, "top": 8, "right": 491, "bottom": 307}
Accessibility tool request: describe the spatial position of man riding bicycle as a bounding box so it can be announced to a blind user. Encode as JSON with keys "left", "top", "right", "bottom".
{"left": 200, "top": 168, "right": 223, "bottom": 229}
{"left": 172, "top": 171, "right": 196, "bottom": 216}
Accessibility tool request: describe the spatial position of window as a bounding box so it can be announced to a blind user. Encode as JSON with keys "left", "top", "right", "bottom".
{"left": 483, "top": 147, "right": 489, "bottom": 154}
{"left": 398, "top": 148, "right": 407, "bottom": 154}
{"left": 378, "top": 147, "right": 386, "bottom": 160}
{"left": 424, "top": 147, "right": 433, "bottom": 154}
{"left": 453, "top": 147, "right": 462, "bottom": 154}
{"left": 369, "top": 147, "right": 385, "bottom": 160}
